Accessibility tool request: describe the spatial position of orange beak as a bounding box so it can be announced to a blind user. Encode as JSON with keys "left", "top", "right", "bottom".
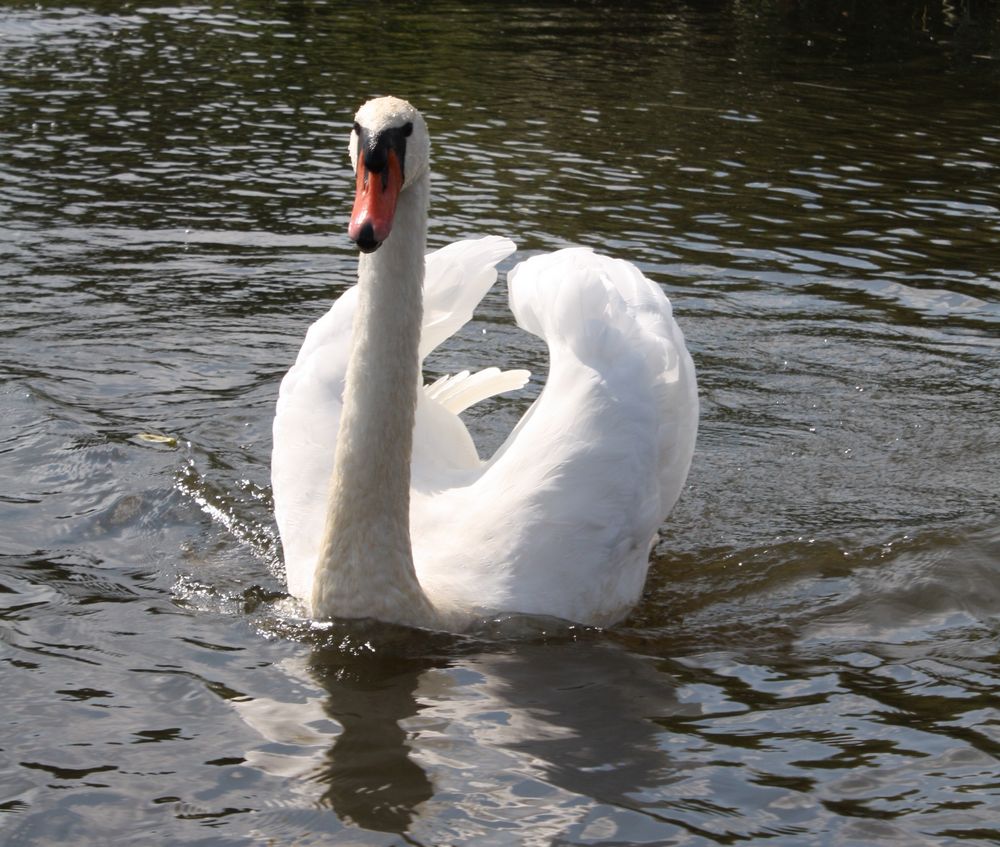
{"left": 348, "top": 149, "right": 403, "bottom": 253}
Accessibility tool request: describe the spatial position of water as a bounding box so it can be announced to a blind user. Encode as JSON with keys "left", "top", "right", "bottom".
{"left": 2, "top": 1, "right": 999, "bottom": 844}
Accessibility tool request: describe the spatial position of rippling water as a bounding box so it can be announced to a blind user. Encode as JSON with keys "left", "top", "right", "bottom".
{"left": 2, "top": 1, "right": 999, "bottom": 844}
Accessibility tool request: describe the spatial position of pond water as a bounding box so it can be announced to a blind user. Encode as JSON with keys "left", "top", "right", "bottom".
{"left": 2, "top": 1, "right": 999, "bottom": 844}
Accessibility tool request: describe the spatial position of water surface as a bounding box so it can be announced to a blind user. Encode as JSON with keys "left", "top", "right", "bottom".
{"left": 2, "top": 2, "right": 999, "bottom": 844}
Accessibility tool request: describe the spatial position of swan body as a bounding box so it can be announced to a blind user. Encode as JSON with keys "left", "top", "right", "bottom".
{"left": 272, "top": 96, "right": 698, "bottom": 630}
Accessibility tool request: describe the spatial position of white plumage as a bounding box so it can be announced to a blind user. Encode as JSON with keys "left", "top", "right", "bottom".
{"left": 271, "top": 97, "right": 698, "bottom": 630}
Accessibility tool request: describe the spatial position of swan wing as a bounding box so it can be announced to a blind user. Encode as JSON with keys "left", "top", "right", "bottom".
{"left": 272, "top": 286, "right": 355, "bottom": 600}
{"left": 412, "top": 248, "right": 698, "bottom": 626}
{"left": 420, "top": 236, "right": 517, "bottom": 359}
{"left": 273, "top": 237, "right": 518, "bottom": 600}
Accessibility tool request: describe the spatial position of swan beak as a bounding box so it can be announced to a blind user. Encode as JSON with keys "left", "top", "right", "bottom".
{"left": 348, "top": 149, "right": 403, "bottom": 253}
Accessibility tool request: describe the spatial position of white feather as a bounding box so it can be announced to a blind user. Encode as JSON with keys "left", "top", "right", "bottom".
{"left": 425, "top": 368, "right": 531, "bottom": 415}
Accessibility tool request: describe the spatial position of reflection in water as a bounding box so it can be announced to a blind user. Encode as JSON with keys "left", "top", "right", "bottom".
{"left": 229, "top": 581, "right": 1000, "bottom": 845}
{"left": 449, "top": 644, "right": 690, "bottom": 810}
{"left": 233, "top": 633, "right": 695, "bottom": 843}
{"left": 232, "top": 630, "right": 443, "bottom": 834}
{"left": 304, "top": 647, "right": 437, "bottom": 832}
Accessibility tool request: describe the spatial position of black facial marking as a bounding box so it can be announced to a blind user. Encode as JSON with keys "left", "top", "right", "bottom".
{"left": 355, "top": 122, "right": 411, "bottom": 184}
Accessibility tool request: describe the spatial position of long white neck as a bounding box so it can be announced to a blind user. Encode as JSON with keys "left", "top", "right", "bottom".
{"left": 311, "top": 172, "right": 438, "bottom": 627}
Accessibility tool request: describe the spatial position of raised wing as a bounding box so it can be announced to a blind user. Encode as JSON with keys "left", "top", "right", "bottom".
{"left": 411, "top": 249, "right": 698, "bottom": 625}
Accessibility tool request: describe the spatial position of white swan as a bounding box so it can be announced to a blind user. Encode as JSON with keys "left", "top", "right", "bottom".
{"left": 271, "top": 96, "right": 698, "bottom": 630}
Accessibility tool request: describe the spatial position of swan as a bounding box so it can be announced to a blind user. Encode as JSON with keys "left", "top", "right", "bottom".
{"left": 271, "top": 96, "right": 698, "bottom": 630}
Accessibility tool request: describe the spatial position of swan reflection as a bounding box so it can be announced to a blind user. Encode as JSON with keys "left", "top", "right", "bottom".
{"left": 233, "top": 632, "right": 696, "bottom": 841}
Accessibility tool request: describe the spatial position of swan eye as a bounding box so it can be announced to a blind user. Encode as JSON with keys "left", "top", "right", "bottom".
{"left": 352, "top": 121, "right": 361, "bottom": 136}
{"left": 402, "top": 121, "right": 413, "bottom": 137}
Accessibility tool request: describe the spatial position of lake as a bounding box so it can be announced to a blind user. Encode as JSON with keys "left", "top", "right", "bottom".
{"left": 2, "top": 1, "right": 999, "bottom": 844}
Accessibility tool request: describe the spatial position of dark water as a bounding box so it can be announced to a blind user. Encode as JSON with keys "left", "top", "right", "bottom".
{"left": 2, "top": 1, "right": 1000, "bottom": 844}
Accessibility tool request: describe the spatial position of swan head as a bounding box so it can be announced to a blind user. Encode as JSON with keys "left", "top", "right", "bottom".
{"left": 348, "top": 96, "right": 429, "bottom": 253}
